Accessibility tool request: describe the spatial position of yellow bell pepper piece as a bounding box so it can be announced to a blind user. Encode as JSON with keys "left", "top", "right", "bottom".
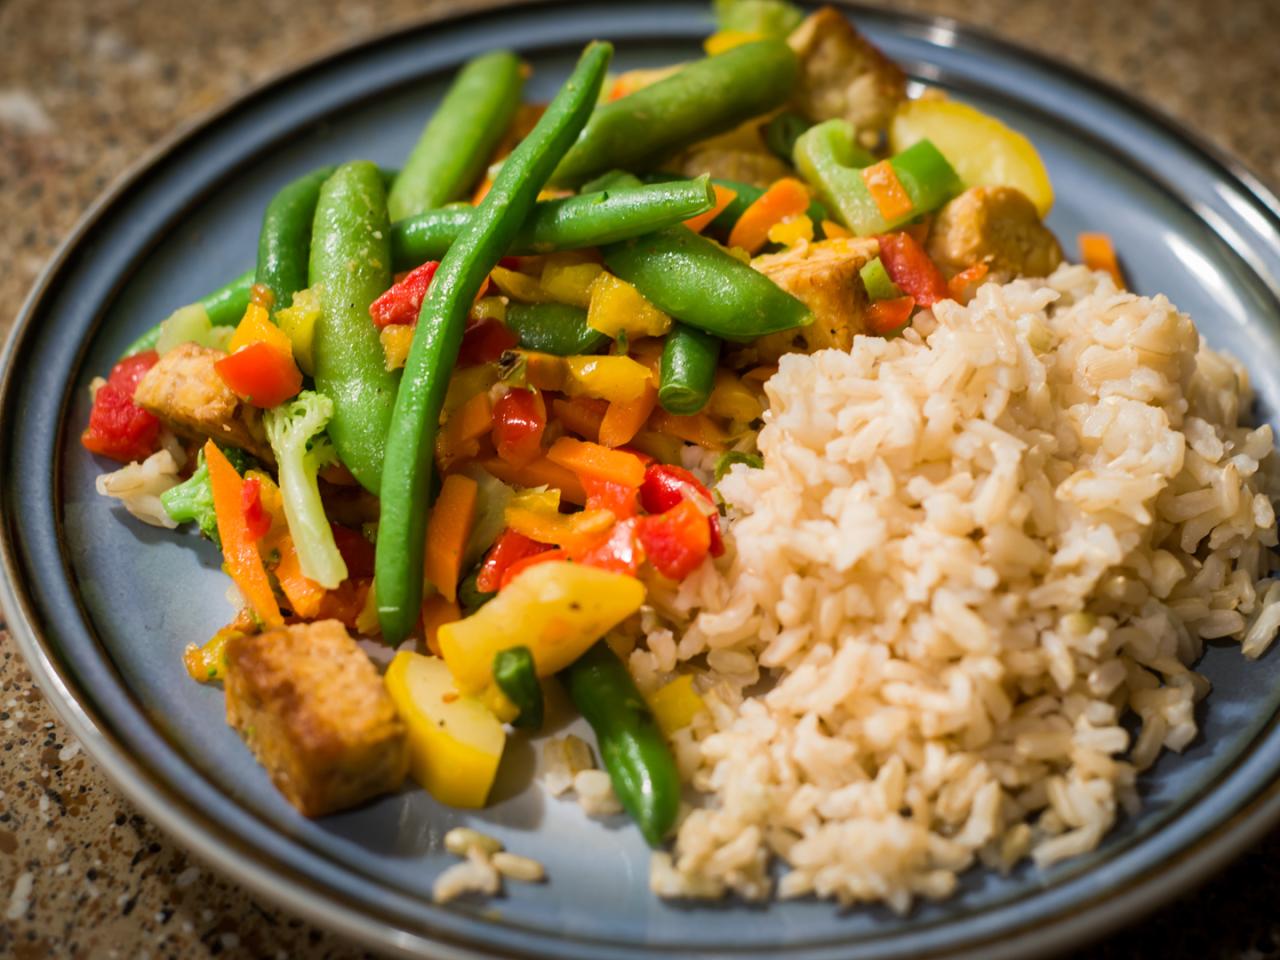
{"left": 707, "top": 369, "right": 763, "bottom": 423}
{"left": 274, "top": 287, "right": 322, "bottom": 375}
{"left": 379, "top": 324, "right": 414, "bottom": 372}
{"left": 505, "top": 505, "right": 615, "bottom": 554}
{"left": 586, "top": 273, "right": 672, "bottom": 340}
{"left": 471, "top": 296, "right": 507, "bottom": 324}
{"left": 647, "top": 674, "right": 707, "bottom": 737}
{"left": 509, "top": 487, "right": 561, "bottom": 513}
{"left": 490, "top": 265, "right": 556, "bottom": 303}
{"left": 227, "top": 302, "right": 294, "bottom": 357}
{"left": 767, "top": 214, "right": 814, "bottom": 248}
{"left": 439, "top": 561, "right": 645, "bottom": 700}
{"left": 703, "top": 29, "right": 765, "bottom": 55}
{"left": 443, "top": 364, "right": 499, "bottom": 415}
{"left": 565, "top": 354, "right": 655, "bottom": 404}
{"left": 384, "top": 652, "right": 506, "bottom": 809}
{"left": 541, "top": 256, "right": 604, "bottom": 308}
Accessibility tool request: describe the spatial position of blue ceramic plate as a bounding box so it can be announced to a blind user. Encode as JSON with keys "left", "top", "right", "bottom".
{"left": 4, "top": 3, "right": 1280, "bottom": 958}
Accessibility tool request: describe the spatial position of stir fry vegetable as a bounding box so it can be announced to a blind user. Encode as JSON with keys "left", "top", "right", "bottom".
{"left": 659, "top": 323, "right": 721, "bottom": 415}
{"left": 256, "top": 166, "right": 336, "bottom": 314}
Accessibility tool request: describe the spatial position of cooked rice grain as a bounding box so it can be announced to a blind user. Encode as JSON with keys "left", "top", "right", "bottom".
{"left": 649, "top": 266, "right": 1279, "bottom": 908}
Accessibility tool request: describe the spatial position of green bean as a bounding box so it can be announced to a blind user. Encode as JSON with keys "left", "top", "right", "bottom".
{"left": 376, "top": 42, "right": 613, "bottom": 645}
{"left": 390, "top": 178, "right": 715, "bottom": 269}
{"left": 308, "top": 161, "right": 399, "bottom": 495}
{"left": 595, "top": 174, "right": 811, "bottom": 340}
{"left": 659, "top": 323, "right": 721, "bottom": 414}
{"left": 504, "top": 302, "right": 608, "bottom": 356}
{"left": 494, "top": 646, "right": 544, "bottom": 730}
{"left": 388, "top": 51, "right": 524, "bottom": 220}
{"left": 551, "top": 40, "right": 799, "bottom": 187}
{"left": 561, "top": 642, "right": 680, "bottom": 846}
{"left": 256, "top": 166, "right": 335, "bottom": 313}
{"left": 119, "top": 269, "right": 253, "bottom": 358}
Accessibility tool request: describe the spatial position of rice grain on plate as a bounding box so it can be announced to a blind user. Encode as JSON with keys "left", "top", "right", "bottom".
{"left": 642, "top": 265, "right": 1279, "bottom": 910}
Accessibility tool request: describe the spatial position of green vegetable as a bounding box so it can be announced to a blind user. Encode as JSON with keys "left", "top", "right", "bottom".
{"left": 376, "top": 42, "right": 614, "bottom": 645}
{"left": 119, "top": 269, "right": 254, "bottom": 359}
{"left": 160, "top": 446, "right": 255, "bottom": 544}
{"left": 390, "top": 178, "right": 716, "bottom": 268}
{"left": 659, "top": 323, "right": 720, "bottom": 414}
{"left": 763, "top": 111, "right": 810, "bottom": 164}
{"left": 309, "top": 161, "right": 400, "bottom": 495}
{"left": 795, "top": 121, "right": 961, "bottom": 235}
{"left": 493, "top": 646, "right": 544, "bottom": 730}
{"left": 552, "top": 40, "right": 799, "bottom": 187}
{"left": 154, "top": 304, "right": 226, "bottom": 356}
{"left": 263, "top": 391, "right": 347, "bottom": 589}
{"left": 388, "top": 50, "right": 525, "bottom": 220}
{"left": 713, "top": 0, "right": 804, "bottom": 36}
{"left": 505, "top": 302, "right": 608, "bottom": 356}
{"left": 713, "top": 449, "right": 763, "bottom": 482}
{"left": 562, "top": 642, "right": 680, "bottom": 846}
{"left": 860, "top": 256, "right": 903, "bottom": 301}
{"left": 461, "top": 466, "right": 514, "bottom": 572}
{"left": 457, "top": 566, "right": 496, "bottom": 616}
{"left": 256, "top": 166, "right": 336, "bottom": 314}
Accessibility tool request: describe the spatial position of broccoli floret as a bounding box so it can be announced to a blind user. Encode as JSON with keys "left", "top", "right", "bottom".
{"left": 264, "top": 391, "right": 347, "bottom": 590}
{"left": 160, "top": 451, "right": 219, "bottom": 544}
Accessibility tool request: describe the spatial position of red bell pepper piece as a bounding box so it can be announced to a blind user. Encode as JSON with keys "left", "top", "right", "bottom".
{"left": 876, "top": 232, "right": 949, "bottom": 307}
{"left": 866, "top": 295, "right": 916, "bottom": 335}
{"left": 639, "top": 463, "right": 724, "bottom": 557}
{"left": 331, "top": 523, "right": 376, "bottom": 579}
{"left": 638, "top": 500, "right": 712, "bottom": 580}
{"left": 492, "top": 388, "right": 547, "bottom": 466}
{"left": 240, "top": 476, "right": 272, "bottom": 542}
{"left": 457, "top": 316, "right": 518, "bottom": 367}
{"left": 583, "top": 475, "right": 640, "bottom": 520}
{"left": 574, "top": 518, "right": 643, "bottom": 577}
{"left": 370, "top": 261, "right": 439, "bottom": 328}
{"left": 214, "top": 342, "right": 302, "bottom": 408}
{"left": 500, "top": 547, "right": 567, "bottom": 590}
{"left": 81, "top": 351, "right": 162, "bottom": 462}
{"left": 476, "top": 529, "right": 552, "bottom": 593}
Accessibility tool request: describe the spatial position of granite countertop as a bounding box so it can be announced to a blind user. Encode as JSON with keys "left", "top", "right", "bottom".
{"left": 2, "top": 0, "right": 1279, "bottom": 956}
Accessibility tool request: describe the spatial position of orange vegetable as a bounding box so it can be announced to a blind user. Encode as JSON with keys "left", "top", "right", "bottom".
{"left": 421, "top": 594, "right": 460, "bottom": 657}
{"left": 683, "top": 184, "right": 738, "bottom": 234}
{"left": 275, "top": 535, "right": 327, "bottom": 619}
{"left": 767, "top": 215, "right": 814, "bottom": 247}
{"left": 546, "top": 436, "right": 646, "bottom": 488}
{"left": 821, "top": 219, "right": 852, "bottom": 239}
{"left": 599, "top": 381, "right": 658, "bottom": 448}
{"left": 423, "top": 473, "right": 479, "bottom": 603}
{"left": 481, "top": 456, "right": 587, "bottom": 505}
{"left": 1079, "top": 232, "right": 1125, "bottom": 288}
{"left": 728, "top": 178, "right": 810, "bottom": 255}
{"left": 204, "top": 440, "right": 283, "bottom": 627}
{"left": 505, "top": 505, "right": 616, "bottom": 555}
{"left": 647, "top": 409, "right": 730, "bottom": 449}
{"left": 551, "top": 396, "right": 606, "bottom": 441}
{"left": 947, "top": 262, "right": 990, "bottom": 301}
{"left": 866, "top": 296, "right": 916, "bottom": 334}
{"left": 437, "top": 390, "right": 494, "bottom": 468}
{"left": 861, "top": 160, "right": 915, "bottom": 222}
{"left": 215, "top": 342, "right": 302, "bottom": 409}
{"left": 227, "top": 303, "right": 293, "bottom": 356}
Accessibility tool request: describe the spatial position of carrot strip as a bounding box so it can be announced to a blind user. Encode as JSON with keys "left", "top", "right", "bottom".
{"left": 821, "top": 219, "right": 852, "bottom": 239}
{"left": 1079, "top": 232, "right": 1125, "bottom": 288}
{"left": 683, "top": 184, "right": 738, "bottom": 234}
{"left": 421, "top": 594, "right": 460, "bottom": 657}
{"left": 546, "top": 436, "right": 646, "bottom": 487}
{"left": 481, "top": 456, "right": 587, "bottom": 505}
{"left": 437, "top": 390, "right": 494, "bottom": 467}
{"left": 861, "top": 160, "right": 914, "bottom": 222}
{"left": 551, "top": 396, "right": 607, "bottom": 441}
{"left": 205, "top": 440, "right": 283, "bottom": 627}
{"left": 423, "top": 473, "right": 478, "bottom": 603}
{"left": 599, "top": 381, "right": 658, "bottom": 448}
{"left": 275, "top": 536, "right": 327, "bottom": 619}
{"left": 947, "top": 262, "right": 989, "bottom": 301}
{"left": 728, "top": 178, "right": 811, "bottom": 255}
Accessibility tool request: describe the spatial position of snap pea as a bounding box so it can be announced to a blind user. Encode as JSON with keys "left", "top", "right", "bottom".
{"left": 256, "top": 166, "right": 336, "bottom": 313}
{"left": 596, "top": 173, "right": 811, "bottom": 341}
{"left": 552, "top": 40, "right": 799, "bottom": 187}
{"left": 388, "top": 50, "right": 524, "bottom": 220}
{"left": 119, "top": 269, "right": 254, "bottom": 358}
{"left": 561, "top": 642, "right": 680, "bottom": 846}
{"left": 494, "top": 646, "right": 544, "bottom": 730}
{"left": 505, "top": 302, "right": 608, "bottom": 356}
{"left": 659, "top": 323, "right": 721, "bottom": 414}
{"left": 376, "top": 42, "right": 613, "bottom": 645}
{"left": 390, "top": 178, "right": 715, "bottom": 269}
{"left": 309, "top": 161, "right": 399, "bottom": 495}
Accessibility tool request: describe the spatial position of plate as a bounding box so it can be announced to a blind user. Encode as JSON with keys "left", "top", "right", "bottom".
{"left": 4, "top": 2, "right": 1280, "bottom": 958}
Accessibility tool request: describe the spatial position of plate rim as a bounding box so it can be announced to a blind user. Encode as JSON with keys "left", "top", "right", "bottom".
{"left": 3, "top": 3, "right": 1280, "bottom": 959}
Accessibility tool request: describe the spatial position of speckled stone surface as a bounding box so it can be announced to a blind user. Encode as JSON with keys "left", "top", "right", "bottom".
{"left": 2, "top": 0, "right": 1279, "bottom": 957}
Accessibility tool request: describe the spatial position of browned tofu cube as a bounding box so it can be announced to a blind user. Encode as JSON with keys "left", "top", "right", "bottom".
{"left": 224, "top": 620, "right": 408, "bottom": 817}
{"left": 134, "top": 343, "right": 274, "bottom": 462}
{"left": 788, "top": 7, "right": 907, "bottom": 145}
{"left": 744, "top": 237, "right": 880, "bottom": 363}
{"left": 926, "top": 186, "right": 1064, "bottom": 281}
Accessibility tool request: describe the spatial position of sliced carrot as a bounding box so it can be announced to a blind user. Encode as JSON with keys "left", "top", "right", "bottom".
{"left": 546, "top": 436, "right": 646, "bottom": 487}
{"left": 551, "top": 396, "right": 607, "bottom": 441}
{"left": 423, "top": 473, "right": 478, "bottom": 603}
{"left": 728, "top": 178, "right": 811, "bottom": 255}
{"left": 205, "top": 440, "right": 283, "bottom": 627}
{"left": 471, "top": 176, "right": 494, "bottom": 206}
{"left": 599, "top": 381, "right": 658, "bottom": 448}
{"left": 437, "top": 390, "right": 494, "bottom": 468}
{"left": 821, "top": 219, "right": 852, "bottom": 239}
{"left": 947, "top": 262, "right": 989, "bottom": 301}
{"left": 683, "top": 184, "right": 738, "bottom": 234}
{"left": 481, "top": 456, "right": 587, "bottom": 505}
{"left": 275, "top": 536, "right": 326, "bottom": 619}
{"left": 741, "top": 364, "right": 778, "bottom": 385}
{"left": 647, "top": 409, "right": 730, "bottom": 449}
{"left": 1079, "top": 232, "right": 1125, "bottom": 288}
{"left": 421, "top": 594, "right": 460, "bottom": 657}
{"left": 861, "top": 160, "right": 914, "bottom": 222}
